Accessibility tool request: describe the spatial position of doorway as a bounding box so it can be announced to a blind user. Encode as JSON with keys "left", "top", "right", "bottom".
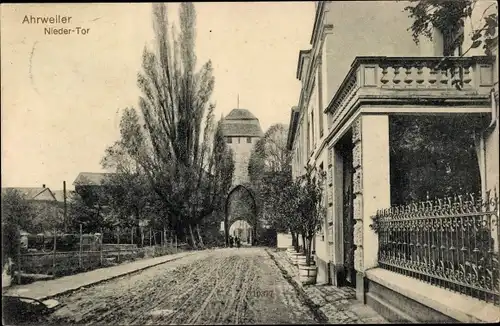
{"left": 338, "top": 131, "right": 356, "bottom": 287}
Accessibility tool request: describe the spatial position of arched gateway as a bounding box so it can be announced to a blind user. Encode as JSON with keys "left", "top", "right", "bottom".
{"left": 224, "top": 184, "right": 258, "bottom": 246}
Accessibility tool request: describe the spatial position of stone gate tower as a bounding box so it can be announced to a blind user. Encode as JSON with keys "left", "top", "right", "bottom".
{"left": 221, "top": 108, "right": 264, "bottom": 187}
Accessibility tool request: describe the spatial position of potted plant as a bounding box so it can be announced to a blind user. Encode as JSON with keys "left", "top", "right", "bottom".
{"left": 294, "top": 226, "right": 307, "bottom": 267}
{"left": 295, "top": 164, "right": 326, "bottom": 285}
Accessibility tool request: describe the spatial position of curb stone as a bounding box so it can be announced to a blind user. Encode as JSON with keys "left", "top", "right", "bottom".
{"left": 265, "top": 249, "right": 329, "bottom": 324}
{"left": 270, "top": 250, "right": 388, "bottom": 324}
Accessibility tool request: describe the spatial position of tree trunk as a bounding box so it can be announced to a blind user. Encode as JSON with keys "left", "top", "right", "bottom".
{"left": 301, "top": 233, "right": 306, "bottom": 254}
{"left": 291, "top": 231, "right": 298, "bottom": 251}
{"left": 306, "top": 236, "right": 314, "bottom": 266}
{"left": 182, "top": 227, "right": 187, "bottom": 244}
{"left": 196, "top": 224, "right": 204, "bottom": 248}
{"left": 188, "top": 224, "right": 198, "bottom": 249}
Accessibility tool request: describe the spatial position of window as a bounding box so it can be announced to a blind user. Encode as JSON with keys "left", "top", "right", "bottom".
{"left": 443, "top": 26, "right": 464, "bottom": 56}
{"left": 226, "top": 137, "right": 232, "bottom": 144}
{"left": 246, "top": 137, "right": 252, "bottom": 143}
{"left": 319, "top": 162, "right": 325, "bottom": 238}
{"left": 311, "top": 111, "right": 315, "bottom": 147}
{"left": 318, "top": 69, "right": 324, "bottom": 137}
{"left": 306, "top": 121, "right": 311, "bottom": 155}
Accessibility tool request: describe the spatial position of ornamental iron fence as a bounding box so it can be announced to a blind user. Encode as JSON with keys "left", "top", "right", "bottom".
{"left": 371, "top": 190, "right": 499, "bottom": 305}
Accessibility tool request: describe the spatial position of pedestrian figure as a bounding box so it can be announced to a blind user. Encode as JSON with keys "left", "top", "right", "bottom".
{"left": 2, "top": 257, "right": 13, "bottom": 288}
{"left": 229, "top": 236, "right": 234, "bottom": 248}
{"left": 236, "top": 237, "right": 241, "bottom": 248}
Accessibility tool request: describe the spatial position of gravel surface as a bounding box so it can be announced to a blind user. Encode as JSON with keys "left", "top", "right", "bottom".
{"left": 47, "top": 247, "right": 317, "bottom": 325}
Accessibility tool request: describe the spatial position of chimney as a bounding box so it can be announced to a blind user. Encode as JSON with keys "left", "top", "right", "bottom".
{"left": 42, "top": 184, "right": 46, "bottom": 188}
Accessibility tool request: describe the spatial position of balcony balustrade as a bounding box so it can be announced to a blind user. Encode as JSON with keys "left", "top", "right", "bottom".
{"left": 326, "top": 56, "right": 495, "bottom": 132}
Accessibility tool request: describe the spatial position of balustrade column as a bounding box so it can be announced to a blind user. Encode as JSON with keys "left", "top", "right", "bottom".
{"left": 352, "top": 115, "right": 391, "bottom": 302}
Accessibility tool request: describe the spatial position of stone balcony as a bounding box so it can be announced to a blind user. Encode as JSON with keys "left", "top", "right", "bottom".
{"left": 325, "top": 56, "right": 496, "bottom": 131}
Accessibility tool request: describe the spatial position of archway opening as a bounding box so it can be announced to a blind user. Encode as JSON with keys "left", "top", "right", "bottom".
{"left": 224, "top": 185, "right": 257, "bottom": 246}
{"left": 229, "top": 220, "right": 253, "bottom": 246}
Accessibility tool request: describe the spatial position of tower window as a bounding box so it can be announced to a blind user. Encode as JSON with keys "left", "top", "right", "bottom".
{"left": 246, "top": 137, "right": 252, "bottom": 143}
{"left": 226, "top": 137, "right": 232, "bottom": 144}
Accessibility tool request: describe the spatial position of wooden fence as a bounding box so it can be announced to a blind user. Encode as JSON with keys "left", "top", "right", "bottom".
{"left": 17, "top": 244, "right": 181, "bottom": 277}
{"left": 13, "top": 225, "right": 185, "bottom": 283}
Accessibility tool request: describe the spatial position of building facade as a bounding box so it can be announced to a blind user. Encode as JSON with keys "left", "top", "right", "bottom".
{"left": 288, "top": 1, "right": 498, "bottom": 323}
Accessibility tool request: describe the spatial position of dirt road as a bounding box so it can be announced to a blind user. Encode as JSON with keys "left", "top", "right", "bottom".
{"left": 47, "top": 248, "right": 317, "bottom": 325}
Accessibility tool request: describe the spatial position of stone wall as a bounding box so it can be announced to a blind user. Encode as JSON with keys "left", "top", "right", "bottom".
{"left": 277, "top": 232, "right": 304, "bottom": 249}
{"left": 227, "top": 136, "right": 259, "bottom": 187}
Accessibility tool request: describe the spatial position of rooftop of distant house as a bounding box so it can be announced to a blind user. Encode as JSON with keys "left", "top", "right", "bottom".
{"left": 73, "top": 172, "right": 116, "bottom": 186}
{"left": 1, "top": 185, "right": 57, "bottom": 201}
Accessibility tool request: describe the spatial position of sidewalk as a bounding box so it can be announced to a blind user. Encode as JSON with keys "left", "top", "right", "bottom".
{"left": 3, "top": 251, "right": 195, "bottom": 301}
{"left": 268, "top": 250, "right": 388, "bottom": 324}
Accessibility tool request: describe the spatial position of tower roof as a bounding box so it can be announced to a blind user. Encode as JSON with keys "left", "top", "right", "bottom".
{"left": 224, "top": 108, "right": 258, "bottom": 120}
{"left": 221, "top": 108, "right": 264, "bottom": 137}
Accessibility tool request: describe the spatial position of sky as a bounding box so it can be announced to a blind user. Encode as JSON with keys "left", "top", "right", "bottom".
{"left": 1, "top": 2, "right": 315, "bottom": 190}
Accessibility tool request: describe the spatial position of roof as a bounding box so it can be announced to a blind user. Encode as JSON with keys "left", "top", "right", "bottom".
{"left": 310, "top": 2, "right": 326, "bottom": 46}
{"left": 1, "top": 187, "right": 57, "bottom": 201}
{"left": 296, "top": 49, "right": 311, "bottom": 81}
{"left": 286, "top": 106, "right": 301, "bottom": 150}
{"left": 73, "top": 172, "right": 115, "bottom": 186}
{"left": 221, "top": 109, "right": 264, "bottom": 137}
{"left": 224, "top": 108, "right": 258, "bottom": 120}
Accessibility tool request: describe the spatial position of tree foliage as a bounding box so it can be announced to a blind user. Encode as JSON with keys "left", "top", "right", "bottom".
{"left": 262, "top": 171, "right": 301, "bottom": 233}
{"left": 296, "top": 164, "right": 326, "bottom": 265}
{"left": 30, "top": 202, "right": 64, "bottom": 234}
{"left": 390, "top": 115, "right": 481, "bottom": 205}
{"left": 404, "top": 0, "right": 498, "bottom": 56}
{"left": 249, "top": 123, "right": 290, "bottom": 181}
{"left": 1, "top": 189, "right": 35, "bottom": 267}
{"left": 394, "top": 0, "right": 493, "bottom": 201}
{"left": 68, "top": 189, "right": 113, "bottom": 233}
{"left": 134, "top": 3, "right": 234, "bottom": 247}
{"left": 99, "top": 138, "right": 160, "bottom": 229}
{"left": 2, "top": 188, "right": 65, "bottom": 235}
{"left": 85, "top": 3, "right": 234, "bottom": 248}
{"left": 248, "top": 124, "right": 294, "bottom": 231}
